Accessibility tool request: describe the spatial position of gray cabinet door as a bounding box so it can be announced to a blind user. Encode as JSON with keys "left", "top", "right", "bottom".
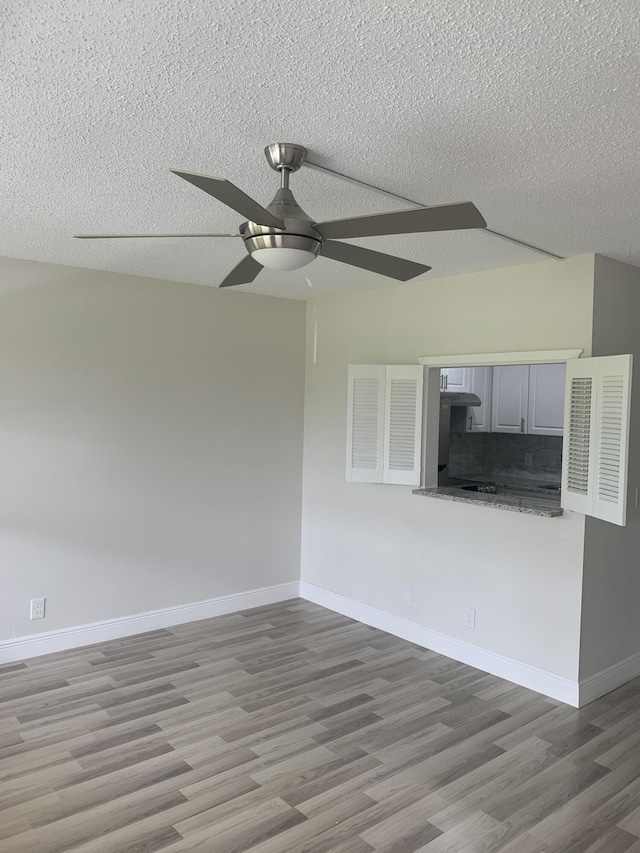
{"left": 528, "top": 363, "right": 566, "bottom": 436}
{"left": 491, "top": 365, "right": 529, "bottom": 433}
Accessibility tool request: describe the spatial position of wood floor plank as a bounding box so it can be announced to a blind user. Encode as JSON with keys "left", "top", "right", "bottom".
{"left": 416, "top": 810, "right": 503, "bottom": 851}
{"left": 358, "top": 791, "right": 446, "bottom": 847}
{"left": 3, "top": 599, "right": 640, "bottom": 851}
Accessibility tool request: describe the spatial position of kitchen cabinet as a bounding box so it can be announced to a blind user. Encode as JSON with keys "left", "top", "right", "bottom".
{"left": 441, "top": 366, "right": 492, "bottom": 432}
{"left": 442, "top": 363, "right": 564, "bottom": 435}
{"left": 491, "top": 365, "right": 529, "bottom": 433}
{"left": 528, "top": 363, "right": 566, "bottom": 436}
{"left": 467, "top": 367, "right": 493, "bottom": 432}
{"left": 491, "top": 363, "right": 566, "bottom": 436}
{"left": 440, "top": 366, "right": 471, "bottom": 392}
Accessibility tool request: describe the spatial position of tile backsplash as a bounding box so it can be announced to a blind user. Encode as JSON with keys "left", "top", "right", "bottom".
{"left": 449, "top": 432, "right": 563, "bottom": 482}
{"left": 448, "top": 432, "right": 483, "bottom": 476}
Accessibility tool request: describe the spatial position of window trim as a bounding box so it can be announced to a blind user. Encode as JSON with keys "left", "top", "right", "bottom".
{"left": 418, "top": 349, "right": 583, "bottom": 367}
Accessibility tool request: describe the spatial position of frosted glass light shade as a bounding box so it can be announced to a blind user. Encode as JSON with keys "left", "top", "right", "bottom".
{"left": 252, "top": 247, "right": 316, "bottom": 271}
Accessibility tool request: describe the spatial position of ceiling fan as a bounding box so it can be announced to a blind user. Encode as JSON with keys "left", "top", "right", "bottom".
{"left": 73, "top": 143, "right": 487, "bottom": 288}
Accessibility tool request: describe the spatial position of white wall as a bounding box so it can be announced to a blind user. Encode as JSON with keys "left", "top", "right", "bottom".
{"left": 0, "top": 256, "right": 306, "bottom": 640}
{"left": 301, "top": 255, "right": 595, "bottom": 681}
{"left": 580, "top": 256, "right": 640, "bottom": 678}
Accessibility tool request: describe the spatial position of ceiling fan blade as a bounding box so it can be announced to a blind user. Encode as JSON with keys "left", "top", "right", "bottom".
{"left": 171, "top": 170, "right": 285, "bottom": 230}
{"left": 316, "top": 202, "right": 486, "bottom": 240}
{"left": 73, "top": 233, "right": 240, "bottom": 239}
{"left": 321, "top": 240, "right": 431, "bottom": 281}
{"left": 219, "top": 255, "right": 263, "bottom": 288}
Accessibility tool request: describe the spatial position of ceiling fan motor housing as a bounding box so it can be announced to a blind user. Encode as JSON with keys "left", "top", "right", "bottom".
{"left": 239, "top": 143, "right": 323, "bottom": 268}
{"left": 240, "top": 186, "right": 323, "bottom": 262}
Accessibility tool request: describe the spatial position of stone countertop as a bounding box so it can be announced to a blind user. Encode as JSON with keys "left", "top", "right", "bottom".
{"left": 412, "top": 486, "right": 564, "bottom": 517}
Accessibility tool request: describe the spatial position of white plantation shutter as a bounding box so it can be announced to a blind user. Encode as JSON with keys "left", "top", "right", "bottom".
{"left": 562, "top": 355, "right": 632, "bottom": 526}
{"left": 382, "top": 366, "right": 424, "bottom": 485}
{"left": 346, "top": 364, "right": 424, "bottom": 485}
{"left": 346, "top": 365, "right": 385, "bottom": 482}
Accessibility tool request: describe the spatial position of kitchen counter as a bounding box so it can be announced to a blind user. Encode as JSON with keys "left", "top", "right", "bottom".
{"left": 412, "top": 484, "right": 563, "bottom": 517}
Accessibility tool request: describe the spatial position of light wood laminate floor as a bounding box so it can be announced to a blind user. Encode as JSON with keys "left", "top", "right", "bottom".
{"left": 2, "top": 599, "right": 640, "bottom": 852}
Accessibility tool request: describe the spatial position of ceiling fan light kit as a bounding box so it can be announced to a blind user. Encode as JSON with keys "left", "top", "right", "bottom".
{"left": 251, "top": 247, "right": 317, "bottom": 271}
{"left": 74, "top": 143, "right": 488, "bottom": 288}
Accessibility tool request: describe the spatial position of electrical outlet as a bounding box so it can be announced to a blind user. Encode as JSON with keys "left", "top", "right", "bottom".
{"left": 30, "top": 598, "right": 45, "bottom": 620}
{"left": 464, "top": 606, "right": 476, "bottom": 629}
{"left": 524, "top": 452, "right": 533, "bottom": 467}
{"left": 402, "top": 587, "right": 414, "bottom": 608}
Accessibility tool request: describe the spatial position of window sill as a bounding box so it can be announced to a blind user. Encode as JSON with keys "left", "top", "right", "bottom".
{"left": 412, "top": 486, "right": 564, "bottom": 518}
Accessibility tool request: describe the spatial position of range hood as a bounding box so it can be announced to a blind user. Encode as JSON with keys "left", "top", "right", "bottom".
{"left": 440, "top": 391, "right": 481, "bottom": 407}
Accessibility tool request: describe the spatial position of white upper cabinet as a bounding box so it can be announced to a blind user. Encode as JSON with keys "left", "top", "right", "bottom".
{"left": 528, "top": 363, "right": 566, "bottom": 436}
{"left": 491, "top": 365, "right": 529, "bottom": 433}
{"left": 467, "top": 367, "right": 493, "bottom": 433}
{"left": 442, "top": 363, "right": 569, "bottom": 435}
{"left": 440, "top": 366, "right": 471, "bottom": 392}
{"left": 491, "top": 363, "right": 566, "bottom": 436}
{"left": 441, "top": 366, "right": 491, "bottom": 432}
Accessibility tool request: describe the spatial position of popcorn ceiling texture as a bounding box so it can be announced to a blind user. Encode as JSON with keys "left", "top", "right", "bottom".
{"left": 2, "top": 0, "right": 639, "bottom": 299}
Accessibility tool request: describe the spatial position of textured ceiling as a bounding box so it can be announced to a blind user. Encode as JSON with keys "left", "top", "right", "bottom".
{"left": 2, "top": 0, "right": 639, "bottom": 300}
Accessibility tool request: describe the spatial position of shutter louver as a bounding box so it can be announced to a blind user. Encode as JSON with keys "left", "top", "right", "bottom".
{"left": 566, "top": 377, "right": 593, "bottom": 495}
{"left": 388, "top": 380, "right": 419, "bottom": 471}
{"left": 562, "top": 354, "right": 632, "bottom": 526}
{"left": 346, "top": 366, "right": 385, "bottom": 482}
{"left": 383, "top": 366, "right": 424, "bottom": 485}
{"left": 597, "top": 376, "right": 624, "bottom": 502}
{"left": 352, "top": 378, "right": 382, "bottom": 470}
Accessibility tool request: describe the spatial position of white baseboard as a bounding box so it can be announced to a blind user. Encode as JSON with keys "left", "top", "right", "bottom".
{"left": 9, "top": 578, "right": 635, "bottom": 708}
{"left": 300, "top": 581, "right": 580, "bottom": 706}
{"left": 579, "top": 653, "right": 640, "bottom": 706}
{"left": 0, "top": 582, "right": 301, "bottom": 664}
